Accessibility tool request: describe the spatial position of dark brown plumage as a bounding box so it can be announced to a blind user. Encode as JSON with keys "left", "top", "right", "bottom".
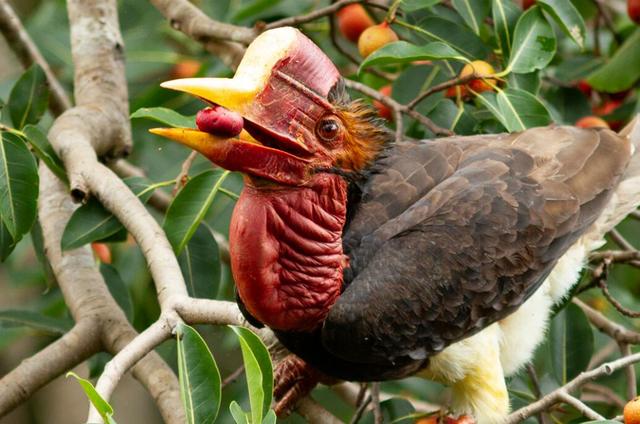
{"left": 276, "top": 125, "right": 631, "bottom": 381}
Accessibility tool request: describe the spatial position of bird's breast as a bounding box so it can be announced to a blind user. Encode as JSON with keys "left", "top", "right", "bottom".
{"left": 230, "top": 174, "right": 348, "bottom": 331}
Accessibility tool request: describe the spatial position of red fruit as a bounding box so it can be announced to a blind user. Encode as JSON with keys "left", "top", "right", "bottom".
{"left": 459, "top": 60, "right": 497, "bottom": 94}
{"left": 337, "top": 4, "right": 374, "bottom": 43}
{"left": 593, "top": 99, "right": 622, "bottom": 117}
{"left": 576, "top": 80, "right": 592, "bottom": 97}
{"left": 415, "top": 417, "right": 438, "bottom": 424}
{"left": 576, "top": 116, "right": 610, "bottom": 129}
{"left": 91, "top": 243, "right": 112, "bottom": 264}
{"left": 170, "top": 59, "right": 202, "bottom": 79}
{"left": 373, "top": 85, "right": 393, "bottom": 120}
{"left": 445, "top": 85, "right": 468, "bottom": 99}
{"left": 196, "top": 106, "right": 243, "bottom": 137}
{"left": 629, "top": 0, "right": 640, "bottom": 24}
{"left": 358, "top": 22, "right": 399, "bottom": 58}
{"left": 523, "top": 0, "right": 536, "bottom": 9}
{"left": 444, "top": 416, "right": 475, "bottom": 424}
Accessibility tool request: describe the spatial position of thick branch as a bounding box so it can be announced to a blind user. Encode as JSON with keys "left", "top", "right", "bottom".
{"left": 0, "top": 322, "right": 99, "bottom": 417}
{"left": 0, "top": 0, "right": 72, "bottom": 115}
{"left": 573, "top": 298, "right": 640, "bottom": 344}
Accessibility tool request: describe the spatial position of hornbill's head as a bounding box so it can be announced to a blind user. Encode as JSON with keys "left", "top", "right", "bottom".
{"left": 152, "top": 27, "right": 388, "bottom": 186}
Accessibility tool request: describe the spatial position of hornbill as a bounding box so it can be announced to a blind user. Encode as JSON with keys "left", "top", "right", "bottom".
{"left": 152, "top": 27, "right": 640, "bottom": 423}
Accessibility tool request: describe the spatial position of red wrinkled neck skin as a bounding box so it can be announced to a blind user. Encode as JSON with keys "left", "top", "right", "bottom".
{"left": 230, "top": 174, "right": 348, "bottom": 332}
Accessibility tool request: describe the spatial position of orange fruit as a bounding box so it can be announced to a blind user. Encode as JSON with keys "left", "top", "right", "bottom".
{"left": 576, "top": 116, "right": 610, "bottom": 129}
{"left": 624, "top": 396, "right": 640, "bottom": 424}
{"left": 459, "top": 60, "right": 496, "bottom": 94}
{"left": 337, "top": 4, "right": 374, "bottom": 43}
{"left": 358, "top": 22, "right": 399, "bottom": 58}
{"left": 373, "top": 85, "right": 393, "bottom": 120}
{"left": 91, "top": 242, "right": 112, "bottom": 264}
{"left": 170, "top": 59, "right": 201, "bottom": 79}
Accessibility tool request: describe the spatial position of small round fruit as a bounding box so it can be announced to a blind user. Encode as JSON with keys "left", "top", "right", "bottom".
{"left": 459, "top": 60, "right": 496, "bottom": 94}
{"left": 196, "top": 106, "right": 244, "bottom": 137}
{"left": 91, "top": 242, "right": 112, "bottom": 264}
{"left": 373, "top": 85, "right": 393, "bottom": 120}
{"left": 624, "top": 396, "right": 640, "bottom": 424}
{"left": 523, "top": 0, "right": 537, "bottom": 9}
{"left": 593, "top": 99, "right": 623, "bottom": 117}
{"left": 576, "top": 116, "right": 610, "bottom": 129}
{"left": 337, "top": 4, "right": 374, "bottom": 43}
{"left": 629, "top": 0, "right": 640, "bottom": 24}
{"left": 415, "top": 417, "right": 438, "bottom": 424}
{"left": 576, "top": 80, "right": 592, "bottom": 97}
{"left": 170, "top": 59, "right": 202, "bottom": 79}
{"left": 445, "top": 85, "right": 468, "bottom": 99}
{"left": 358, "top": 22, "right": 399, "bottom": 58}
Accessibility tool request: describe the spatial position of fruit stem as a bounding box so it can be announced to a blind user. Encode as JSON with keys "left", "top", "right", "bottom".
{"left": 385, "top": 0, "right": 402, "bottom": 24}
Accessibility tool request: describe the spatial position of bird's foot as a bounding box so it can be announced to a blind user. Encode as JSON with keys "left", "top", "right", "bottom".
{"left": 273, "top": 354, "right": 337, "bottom": 417}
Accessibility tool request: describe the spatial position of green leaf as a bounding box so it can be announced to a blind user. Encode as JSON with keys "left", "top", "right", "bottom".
{"left": 359, "top": 41, "right": 467, "bottom": 74}
{"left": 495, "top": 87, "right": 551, "bottom": 131}
{"left": 99, "top": 264, "right": 133, "bottom": 321}
{"left": 401, "top": 0, "right": 441, "bottom": 12}
{"left": 163, "top": 169, "right": 230, "bottom": 255}
{"left": 0, "top": 131, "right": 39, "bottom": 239}
{"left": 550, "top": 303, "right": 594, "bottom": 385}
{"left": 229, "top": 401, "right": 249, "bottom": 424}
{"left": 176, "top": 323, "right": 221, "bottom": 424}
{"left": 61, "top": 177, "right": 153, "bottom": 250}
{"left": 262, "top": 410, "right": 277, "bottom": 424}
{"left": 506, "top": 7, "right": 556, "bottom": 74}
{"left": 22, "top": 124, "right": 67, "bottom": 183}
{"left": 178, "top": 224, "right": 221, "bottom": 299}
{"left": 8, "top": 64, "right": 50, "bottom": 130}
{"left": 230, "top": 325, "right": 273, "bottom": 424}
{"left": 0, "top": 219, "right": 16, "bottom": 262}
{"left": 361, "top": 398, "right": 415, "bottom": 424}
{"left": 537, "top": 0, "right": 585, "bottom": 49}
{"left": 587, "top": 29, "right": 640, "bottom": 93}
{"left": 412, "top": 17, "right": 489, "bottom": 59}
{"left": 492, "top": 0, "right": 520, "bottom": 58}
{"left": 0, "top": 309, "right": 72, "bottom": 335}
{"left": 66, "top": 372, "right": 117, "bottom": 424}
{"left": 452, "top": 0, "right": 490, "bottom": 35}
{"left": 131, "top": 107, "right": 196, "bottom": 128}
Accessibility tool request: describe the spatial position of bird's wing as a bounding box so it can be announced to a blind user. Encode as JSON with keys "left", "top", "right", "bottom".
{"left": 326, "top": 126, "right": 630, "bottom": 365}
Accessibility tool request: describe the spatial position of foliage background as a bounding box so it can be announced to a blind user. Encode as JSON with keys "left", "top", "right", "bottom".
{"left": 0, "top": 0, "right": 639, "bottom": 423}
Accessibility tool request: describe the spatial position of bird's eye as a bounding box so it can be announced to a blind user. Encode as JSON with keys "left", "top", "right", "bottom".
{"left": 316, "top": 117, "right": 341, "bottom": 142}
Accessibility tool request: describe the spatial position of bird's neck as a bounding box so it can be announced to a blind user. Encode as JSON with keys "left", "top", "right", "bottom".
{"left": 230, "top": 174, "right": 348, "bottom": 332}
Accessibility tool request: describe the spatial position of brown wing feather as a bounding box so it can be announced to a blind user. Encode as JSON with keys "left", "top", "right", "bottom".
{"left": 325, "top": 126, "right": 630, "bottom": 367}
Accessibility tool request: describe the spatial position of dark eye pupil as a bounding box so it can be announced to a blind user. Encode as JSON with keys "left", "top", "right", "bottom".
{"left": 318, "top": 119, "right": 339, "bottom": 140}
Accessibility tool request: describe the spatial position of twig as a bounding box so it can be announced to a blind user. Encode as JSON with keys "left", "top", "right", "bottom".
{"left": 592, "top": 0, "right": 623, "bottom": 45}
{"left": 505, "top": 344, "right": 640, "bottom": 422}
{"left": 349, "top": 395, "right": 372, "bottom": 424}
{"left": 221, "top": 366, "right": 245, "bottom": 388}
{"left": 172, "top": 151, "right": 198, "bottom": 195}
{"left": 582, "top": 383, "right": 626, "bottom": 408}
{"left": 296, "top": 397, "right": 342, "bottom": 424}
{"left": 526, "top": 363, "right": 551, "bottom": 424}
{"left": 590, "top": 250, "right": 640, "bottom": 263}
{"left": 344, "top": 79, "right": 453, "bottom": 136}
{"left": 406, "top": 73, "right": 492, "bottom": 110}
{"left": 265, "top": 0, "right": 360, "bottom": 30}
{"left": 609, "top": 229, "right": 635, "bottom": 251}
{"left": 599, "top": 279, "right": 640, "bottom": 318}
{"left": 0, "top": 0, "right": 72, "bottom": 115}
{"left": 619, "top": 343, "right": 637, "bottom": 400}
{"left": 557, "top": 391, "right": 606, "bottom": 421}
{"left": 371, "top": 382, "right": 382, "bottom": 424}
{"left": 574, "top": 299, "right": 640, "bottom": 345}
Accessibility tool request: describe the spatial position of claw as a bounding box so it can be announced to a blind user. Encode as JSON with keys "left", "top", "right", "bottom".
{"left": 273, "top": 355, "right": 335, "bottom": 417}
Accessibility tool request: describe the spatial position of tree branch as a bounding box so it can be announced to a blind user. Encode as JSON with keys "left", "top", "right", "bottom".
{"left": 0, "top": 322, "right": 99, "bottom": 417}
{"left": 505, "top": 351, "right": 640, "bottom": 423}
{"left": 344, "top": 79, "right": 454, "bottom": 136}
{"left": 0, "top": 0, "right": 72, "bottom": 115}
